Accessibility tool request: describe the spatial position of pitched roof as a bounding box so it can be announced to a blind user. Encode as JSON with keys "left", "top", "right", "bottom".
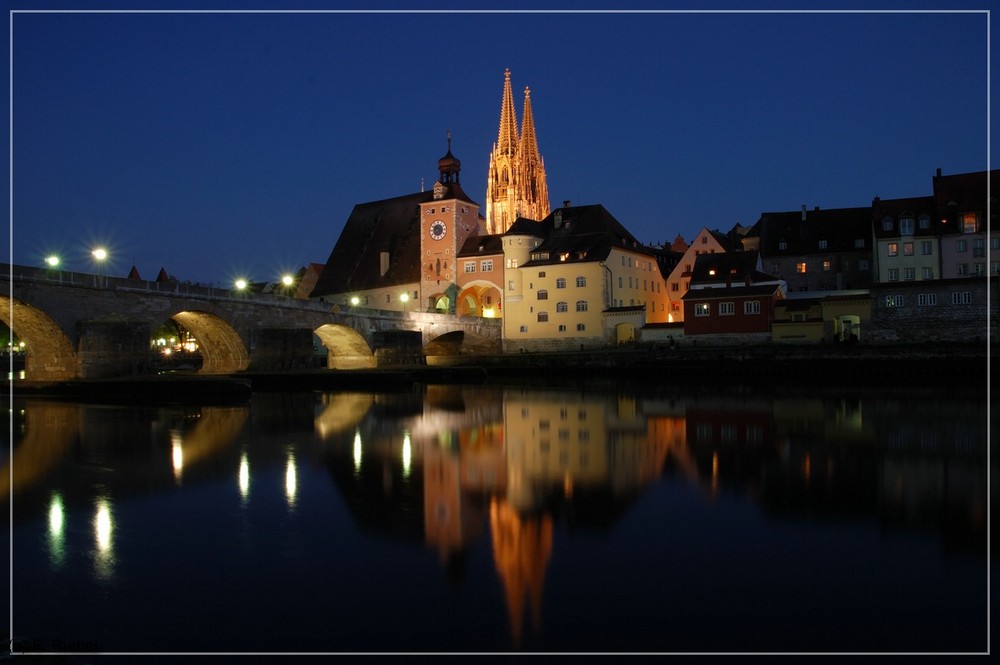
{"left": 871, "top": 195, "right": 939, "bottom": 239}
{"left": 457, "top": 233, "right": 504, "bottom": 257}
{"left": 688, "top": 251, "right": 779, "bottom": 286}
{"left": 310, "top": 190, "right": 433, "bottom": 297}
{"left": 127, "top": 265, "right": 142, "bottom": 280}
{"left": 681, "top": 283, "right": 785, "bottom": 301}
{"left": 516, "top": 204, "right": 656, "bottom": 267}
{"left": 755, "top": 206, "right": 873, "bottom": 253}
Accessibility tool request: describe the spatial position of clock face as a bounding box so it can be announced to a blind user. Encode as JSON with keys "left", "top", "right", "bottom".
{"left": 429, "top": 220, "right": 447, "bottom": 241}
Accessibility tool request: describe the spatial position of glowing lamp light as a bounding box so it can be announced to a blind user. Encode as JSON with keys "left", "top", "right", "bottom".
{"left": 92, "top": 247, "right": 108, "bottom": 261}
{"left": 234, "top": 278, "right": 248, "bottom": 290}
{"left": 281, "top": 274, "right": 294, "bottom": 287}
{"left": 483, "top": 308, "right": 495, "bottom": 318}
{"left": 350, "top": 296, "right": 360, "bottom": 306}
{"left": 399, "top": 293, "right": 409, "bottom": 303}
{"left": 45, "top": 255, "right": 60, "bottom": 267}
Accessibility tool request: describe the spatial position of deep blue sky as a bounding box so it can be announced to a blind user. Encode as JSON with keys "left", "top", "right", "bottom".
{"left": 4, "top": 2, "right": 995, "bottom": 286}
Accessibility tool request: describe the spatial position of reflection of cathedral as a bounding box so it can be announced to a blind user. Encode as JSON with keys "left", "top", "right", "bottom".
{"left": 485, "top": 69, "right": 550, "bottom": 234}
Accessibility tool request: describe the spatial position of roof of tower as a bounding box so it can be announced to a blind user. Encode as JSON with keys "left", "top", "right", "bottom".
{"left": 438, "top": 131, "right": 461, "bottom": 181}
{"left": 495, "top": 68, "right": 519, "bottom": 156}
{"left": 517, "top": 86, "right": 541, "bottom": 164}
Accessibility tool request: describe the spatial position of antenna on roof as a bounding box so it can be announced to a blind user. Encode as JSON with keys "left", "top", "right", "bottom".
{"left": 421, "top": 177, "right": 424, "bottom": 192}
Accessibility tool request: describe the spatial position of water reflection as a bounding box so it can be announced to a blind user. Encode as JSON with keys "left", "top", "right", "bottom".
{"left": 6, "top": 387, "right": 988, "bottom": 651}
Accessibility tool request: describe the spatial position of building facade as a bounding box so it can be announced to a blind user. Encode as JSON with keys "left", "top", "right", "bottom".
{"left": 664, "top": 228, "right": 731, "bottom": 323}
{"left": 484, "top": 69, "right": 550, "bottom": 234}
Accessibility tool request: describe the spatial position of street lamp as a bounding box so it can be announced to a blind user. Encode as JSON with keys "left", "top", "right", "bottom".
{"left": 234, "top": 278, "right": 248, "bottom": 291}
{"left": 44, "top": 255, "right": 60, "bottom": 268}
{"left": 399, "top": 292, "right": 409, "bottom": 313}
{"left": 350, "top": 296, "right": 360, "bottom": 306}
{"left": 281, "top": 274, "right": 294, "bottom": 293}
{"left": 92, "top": 247, "right": 107, "bottom": 276}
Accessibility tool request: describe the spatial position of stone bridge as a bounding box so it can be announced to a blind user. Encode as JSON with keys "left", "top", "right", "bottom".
{"left": 1, "top": 264, "right": 501, "bottom": 380}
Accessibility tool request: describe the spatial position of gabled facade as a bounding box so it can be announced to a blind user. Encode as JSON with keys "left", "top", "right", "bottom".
{"left": 751, "top": 205, "right": 874, "bottom": 293}
{"left": 681, "top": 252, "right": 786, "bottom": 338}
{"left": 871, "top": 194, "right": 941, "bottom": 284}
{"left": 933, "top": 169, "right": 998, "bottom": 279}
{"left": 456, "top": 234, "right": 505, "bottom": 318}
{"left": 664, "top": 228, "right": 731, "bottom": 323}
{"left": 500, "top": 204, "right": 669, "bottom": 351}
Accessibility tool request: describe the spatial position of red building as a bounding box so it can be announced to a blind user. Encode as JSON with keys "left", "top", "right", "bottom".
{"left": 681, "top": 252, "right": 786, "bottom": 336}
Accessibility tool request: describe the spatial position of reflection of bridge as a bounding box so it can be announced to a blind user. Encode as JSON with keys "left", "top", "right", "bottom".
{"left": 1, "top": 264, "right": 501, "bottom": 380}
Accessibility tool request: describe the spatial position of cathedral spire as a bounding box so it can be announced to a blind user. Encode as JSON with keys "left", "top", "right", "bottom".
{"left": 517, "top": 86, "right": 540, "bottom": 166}
{"left": 496, "top": 68, "right": 519, "bottom": 158}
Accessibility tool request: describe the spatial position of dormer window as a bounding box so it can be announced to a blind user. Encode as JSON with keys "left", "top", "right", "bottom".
{"left": 900, "top": 218, "right": 914, "bottom": 235}
{"left": 881, "top": 217, "right": 893, "bottom": 232}
{"left": 778, "top": 241, "right": 788, "bottom": 251}
{"left": 918, "top": 214, "right": 931, "bottom": 229}
{"left": 818, "top": 240, "right": 828, "bottom": 250}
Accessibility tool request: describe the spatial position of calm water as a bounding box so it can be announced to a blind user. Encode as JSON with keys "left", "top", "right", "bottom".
{"left": 4, "top": 384, "right": 991, "bottom": 654}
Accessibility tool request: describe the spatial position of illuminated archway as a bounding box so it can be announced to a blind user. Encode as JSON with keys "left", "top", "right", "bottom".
{"left": 615, "top": 323, "right": 635, "bottom": 345}
{"left": 457, "top": 283, "right": 502, "bottom": 318}
{"left": 171, "top": 311, "right": 248, "bottom": 374}
{"left": 0, "top": 295, "right": 77, "bottom": 380}
{"left": 431, "top": 294, "right": 450, "bottom": 313}
{"left": 314, "top": 323, "right": 376, "bottom": 369}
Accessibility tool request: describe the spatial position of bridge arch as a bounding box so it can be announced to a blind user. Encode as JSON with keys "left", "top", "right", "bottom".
{"left": 314, "top": 323, "right": 376, "bottom": 369}
{"left": 0, "top": 295, "right": 77, "bottom": 380}
{"left": 171, "top": 311, "right": 248, "bottom": 374}
{"left": 424, "top": 329, "right": 501, "bottom": 363}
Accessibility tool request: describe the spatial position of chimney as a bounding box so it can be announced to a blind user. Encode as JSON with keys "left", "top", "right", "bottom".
{"left": 936, "top": 167, "right": 942, "bottom": 177}
{"left": 801, "top": 205, "right": 807, "bottom": 221}
{"left": 562, "top": 200, "right": 572, "bottom": 208}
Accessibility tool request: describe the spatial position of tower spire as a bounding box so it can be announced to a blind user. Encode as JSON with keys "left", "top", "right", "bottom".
{"left": 515, "top": 85, "right": 550, "bottom": 221}
{"left": 496, "top": 68, "right": 519, "bottom": 158}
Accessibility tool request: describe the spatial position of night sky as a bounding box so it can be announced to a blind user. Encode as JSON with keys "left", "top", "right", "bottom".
{"left": 4, "top": 2, "right": 994, "bottom": 286}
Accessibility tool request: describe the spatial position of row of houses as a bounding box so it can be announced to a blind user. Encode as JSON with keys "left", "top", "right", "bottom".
{"left": 308, "top": 153, "right": 997, "bottom": 350}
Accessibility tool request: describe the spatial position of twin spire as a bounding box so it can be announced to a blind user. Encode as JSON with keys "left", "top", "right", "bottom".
{"left": 485, "top": 69, "right": 550, "bottom": 235}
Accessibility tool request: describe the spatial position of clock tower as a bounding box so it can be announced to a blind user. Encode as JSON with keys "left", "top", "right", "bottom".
{"left": 420, "top": 136, "right": 481, "bottom": 314}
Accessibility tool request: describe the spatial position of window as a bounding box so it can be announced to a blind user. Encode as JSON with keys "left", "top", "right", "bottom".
{"left": 904, "top": 267, "right": 915, "bottom": 281}
{"left": 881, "top": 217, "right": 893, "bottom": 231}
{"left": 576, "top": 276, "right": 586, "bottom": 287}
{"left": 900, "top": 218, "right": 914, "bottom": 235}
{"left": 973, "top": 239, "right": 985, "bottom": 257}
{"left": 903, "top": 242, "right": 914, "bottom": 256}
{"left": 744, "top": 301, "right": 761, "bottom": 315}
{"left": 778, "top": 241, "right": 788, "bottom": 250}
{"left": 885, "top": 295, "right": 904, "bottom": 307}
{"left": 481, "top": 260, "right": 493, "bottom": 272}
{"left": 956, "top": 239, "right": 968, "bottom": 252}
{"left": 556, "top": 301, "right": 568, "bottom": 313}
{"left": 558, "top": 324, "right": 567, "bottom": 332}
{"left": 855, "top": 238, "right": 865, "bottom": 249}
{"left": 695, "top": 303, "right": 711, "bottom": 317}
{"left": 888, "top": 268, "right": 899, "bottom": 281}
{"left": 918, "top": 293, "right": 937, "bottom": 306}
{"left": 618, "top": 277, "right": 623, "bottom": 288}
{"left": 962, "top": 213, "right": 978, "bottom": 234}
{"left": 537, "top": 290, "right": 548, "bottom": 300}
{"left": 818, "top": 240, "right": 828, "bottom": 250}
{"left": 992, "top": 238, "right": 1000, "bottom": 250}
{"left": 538, "top": 271, "right": 546, "bottom": 278}
{"left": 918, "top": 214, "right": 931, "bottom": 229}
{"left": 671, "top": 282, "right": 679, "bottom": 292}
{"left": 921, "top": 240, "right": 932, "bottom": 255}
{"left": 519, "top": 325, "right": 527, "bottom": 333}
{"left": 537, "top": 312, "right": 548, "bottom": 322}
{"left": 556, "top": 278, "right": 566, "bottom": 289}
{"left": 957, "top": 263, "right": 968, "bottom": 276}
{"left": 887, "top": 243, "right": 898, "bottom": 257}
{"left": 993, "top": 261, "right": 1000, "bottom": 275}
{"left": 974, "top": 263, "right": 985, "bottom": 276}
{"left": 822, "top": 260, "right": 832, "bottom": 272}
{"left": 576, "top": 323, "right": 586, "bottom": 331}
{"left": 508, "top": 280, "right": 515, "bottom": 291}
{"left": 922, "top": 267, "right": 934, "bottom": 279}
{"left": 464, "top": 261, "right": 476, "bottom": 273}
{"left": 576, "top": 300, "right": 588, "bottom": 312}
{"left": 952, "top": 291, "right": 972, "bottom": 305}
{"left": 796, "top": 262, "right": 807, "bottom": 274}
{"left": 719, "top": 302, "right": 735, "bottom": 316}
{"left": 507, "top": 259, "right": 518, "bottom": 269}
{"left": 701, "top": 236, "right": 708, "bottom": 244}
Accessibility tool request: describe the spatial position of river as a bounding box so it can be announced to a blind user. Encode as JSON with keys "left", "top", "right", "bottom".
{"left": 3, "top": 383, "right": 991, "bottom": 654}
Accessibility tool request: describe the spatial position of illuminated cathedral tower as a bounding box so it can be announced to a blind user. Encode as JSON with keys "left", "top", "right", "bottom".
{"left": 485, "top": 69, "right": 550, "bottom": 235}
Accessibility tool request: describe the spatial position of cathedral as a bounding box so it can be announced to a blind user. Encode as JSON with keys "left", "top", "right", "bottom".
{"left": 485, "top": 69, "right": 551, "bottom": 234}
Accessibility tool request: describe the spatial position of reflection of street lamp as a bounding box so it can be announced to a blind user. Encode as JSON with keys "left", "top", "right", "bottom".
{"left": 399, "top": 292, "right": 409, "bottom": 313}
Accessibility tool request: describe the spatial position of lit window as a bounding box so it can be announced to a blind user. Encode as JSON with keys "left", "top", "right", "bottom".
{"left": 719, "top": 302, "right": 735, "bottom": 316}
{"left": 887, "top": 243, "right": 898, "bottom": 257}
{"left": 695, "top": 303, "right": 710, "bottom": 317}
{"left": 744, "top": 301, "right": 761, "bottom": 315}
{"left": 962, "top": 213, "right": 978, "bottom": 234}
{"left": 903, "top": 242, "right": 914, "bottom": 256}
{"left": 822, "top": 260, "right": 832, "bottom": 272}
{"left": 885, "top": 295, "right": 904, "bottom": 307}
{"left": 796, "top": 262, "right": 807, "bottom": 274}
